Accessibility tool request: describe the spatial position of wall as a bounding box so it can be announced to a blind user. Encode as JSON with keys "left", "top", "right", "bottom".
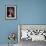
{"left": 0, "top": 0, "right": 46, "bottom": 44}
{"left": 19, "top": 0, "right": 46, "bottom": 24}
{"left": 0, "top": 0, "right": 18, "bottom": 44}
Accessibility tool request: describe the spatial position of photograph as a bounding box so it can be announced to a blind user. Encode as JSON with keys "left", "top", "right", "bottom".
{"left": 6, "top": 5, "right": 16, "bottom": 20}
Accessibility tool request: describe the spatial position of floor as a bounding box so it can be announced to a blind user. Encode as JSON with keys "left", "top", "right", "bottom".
{"left": 0, "top": 44, "right": 18, "bottom": 46}
{"left": 19, "top": 39, "right": 46, "bottom": 46}
{"left": 0, "top": 40, "right": 46, "bottom": 46}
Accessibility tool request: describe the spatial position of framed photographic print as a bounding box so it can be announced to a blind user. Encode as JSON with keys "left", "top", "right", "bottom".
{"left": 5, "top": 5, "right": 16, "bottom": 20}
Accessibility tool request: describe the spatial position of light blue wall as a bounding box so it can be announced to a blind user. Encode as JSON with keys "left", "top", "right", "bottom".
{"left": 0, "top": 0, "right": 46, "bottom": 44}
{"left": 19, "top": 0, "right": 46, "bottom": 24}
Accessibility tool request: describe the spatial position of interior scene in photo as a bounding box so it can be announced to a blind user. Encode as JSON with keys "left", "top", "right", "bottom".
{"left": 7, "top": 7, "right": 15, "bottom": 17}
